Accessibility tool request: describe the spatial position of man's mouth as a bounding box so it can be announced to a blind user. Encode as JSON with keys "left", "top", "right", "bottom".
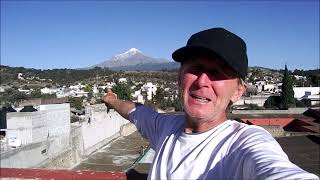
{"left": 190, "top": 93, "right": 211, "bottom": 103}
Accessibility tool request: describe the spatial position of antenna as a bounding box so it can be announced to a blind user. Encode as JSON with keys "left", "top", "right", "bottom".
{"left": 96, "top": 70, "right": 99, "bottom": 85}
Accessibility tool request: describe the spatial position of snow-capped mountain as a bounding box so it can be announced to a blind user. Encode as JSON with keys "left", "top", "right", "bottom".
{"left": 113, "top": 48, "right": 143, "bottom": 60}
{"left": 93, "top": 48, "right": 170, "bottom": 68}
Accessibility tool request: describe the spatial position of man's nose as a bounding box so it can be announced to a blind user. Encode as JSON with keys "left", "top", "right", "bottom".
{"left": 195, "top": 72, "right": 211, "bottom": 88}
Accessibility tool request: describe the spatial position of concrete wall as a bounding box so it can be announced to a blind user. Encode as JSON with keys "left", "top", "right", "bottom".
{"left": 293, "top": 87, "right": 320, "bottom": 98}
{"left": 1, "top": 104, "right": 71, "bottom": 168}
{"left": 40, "top": 104, "right": 71, "bottom": 137}
{"left": 242, "top": 118, "right": 294, "bottom": 127}
{"left": 260, "top": 125, "right": 285, "bottom": 137}
{"left": 39, "top": 126, "right": 84, "bottom": 169}
{"left": 1, "top": 103, "right": 134, "bottom": 169}
{"left": 82, "top": 104, "right": 128, "bottom": 156}
{"left": 6, "top": 113, "right": 34, "bottom": 145}
{"left": 120, "top": 123, "right": 137, "bottom": 137}
{"left": 6, "top": 104, "right": 70, "bottom": 145}
{"left": 0, "top": 141, "right": 48, "bottom": 168}
{"left": 233, "top": 95, "right": 270, "bottom": 107}
{"left": 0, "top": 134, "right": 70, "bottom": 168}
{"left": 232, "top": 107, "right": 309, "bottom": 114}
{"left": 41, "top": 104, "right": 134, "bottom": 167}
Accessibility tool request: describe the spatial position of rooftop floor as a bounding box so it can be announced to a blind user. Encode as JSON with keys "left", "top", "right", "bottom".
{"left": 1, "top": 125, "right": 319, "bottom": 179}
{"left": 73, "top": 128, "right": 319, "bottom": 179}
{"left": 276, "top": 135, "right": 320, "bottom": 176}
{"left": 72, "top": 131, "right": 149, "bottom": 172}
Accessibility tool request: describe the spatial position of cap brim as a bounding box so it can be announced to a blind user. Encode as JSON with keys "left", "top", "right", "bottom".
{"left": 172, "top": 46, "right": 222, "bottom": 63}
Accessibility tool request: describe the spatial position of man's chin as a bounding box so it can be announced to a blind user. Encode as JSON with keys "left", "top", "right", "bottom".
{"left": 185, "top": 111, "right": 215, "bottom": 123}
{"left": 184, "top": 107, "right": 226, "bottom": 122}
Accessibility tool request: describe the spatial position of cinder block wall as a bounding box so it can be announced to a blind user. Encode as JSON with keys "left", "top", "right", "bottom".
{"left": 2, "top": 104, "right": 71, "bottom": 168}
{"left": 6, "top": 103, "right": 71, "bottom": 145}
{"left": 1, "top": 103, "right": 133, "bottom": 169}
{"left": 81, "top": 104, "right": 128, "bottom": 156}
{"left": 40, "top": 104, "right": 71, "bottom": 137}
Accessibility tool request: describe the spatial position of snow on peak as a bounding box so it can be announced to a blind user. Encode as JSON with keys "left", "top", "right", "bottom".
{"left": 128, "top": 48, "right": 141, "bottom": 54}
{"left": 114, "top": 48, "right": 143, "bottom": 60}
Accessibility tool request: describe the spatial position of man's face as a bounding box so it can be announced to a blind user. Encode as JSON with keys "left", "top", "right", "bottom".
{"left": 179, "top": 56, "right": 245, "bottom": 123}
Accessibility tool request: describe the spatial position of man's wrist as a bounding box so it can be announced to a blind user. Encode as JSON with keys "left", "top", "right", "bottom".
{"left": 106, "top": 98, "right": 119, "bottom": 108}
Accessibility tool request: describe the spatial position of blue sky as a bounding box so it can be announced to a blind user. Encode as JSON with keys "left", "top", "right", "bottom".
{"left": 1, "top": 1, "right": 319, "bottom": 70}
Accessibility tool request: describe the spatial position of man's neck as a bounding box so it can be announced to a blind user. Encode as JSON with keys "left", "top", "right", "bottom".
{"left": 184, "top": 114, "right": 227, "bottom": 134}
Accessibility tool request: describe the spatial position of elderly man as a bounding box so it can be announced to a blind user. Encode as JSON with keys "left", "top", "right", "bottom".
{"left": 103, "top": 28, "right": 318, "bottom": 179}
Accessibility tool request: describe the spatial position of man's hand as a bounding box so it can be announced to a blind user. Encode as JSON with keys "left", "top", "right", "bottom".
{"left": 101, "top": 87, "right": 135, "bottom": 120}
{"left": 102, "top": 88, "right": 117, "bottom": 106}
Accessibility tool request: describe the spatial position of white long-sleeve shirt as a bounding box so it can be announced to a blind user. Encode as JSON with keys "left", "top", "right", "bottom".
{"left": 129, "top": 106, "right": 319, "bottom": 180}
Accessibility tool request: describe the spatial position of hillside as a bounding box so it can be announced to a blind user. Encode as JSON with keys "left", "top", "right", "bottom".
{"left": 1, "top": 65, "right": 318, "bottom": 88}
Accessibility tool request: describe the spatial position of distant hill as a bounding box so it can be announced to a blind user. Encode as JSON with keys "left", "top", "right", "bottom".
{"left": 111, "top": 62, "right": 180, "bottom": 71}
{"left": 0, "top": 65, "right": 114, "bottom": 86}
{"left": 89, "top": 48, "right": 179, "bottom": 71}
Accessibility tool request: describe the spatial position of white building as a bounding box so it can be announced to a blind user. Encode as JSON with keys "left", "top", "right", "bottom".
{"left": 142, "top": 82, "right": 157, "bottom": 100}
{"left": 40, "top": 87, "right": 60, "bottom": 95}
{"left": 18, "top": 88, "right": 31, "bottom": 94}
{"left": 5, "top": 103, "right": 70, "bottom": 146}
{"left": 263, "top": 84, "right": 276, "bottom": 93}
{"left": 73, "top": 90, "right": 89, "bottom": 98}
{"left": 56, "top": 88, "right": 75, "bottom": 98}
{"left": 132, "top": 90, "right": 141, "bottom": 97}
{"left": 293, "top": 75, "right": 307, "bottom": 81}
{"left": 69, "top": 83, "right": 83, "bottom": 91}
{"left": 137, "top": 94, "right": 144, "bottom": 104}
{"left": 131, "top": 90, "right": 145, "bottom": 103}
{"left": 294, "top": 87, "right": 320, "bottom": 106}
{"left": 17, "top": 73, "right": 24, "bottom": 80}
{"left": 119, "top": 78, "right": 127, "bottom": 84}
{"left": 106, "top": 82, "right": 116, "bottom": 88}
{"left": 98, "top": 85, "right": 108, "bottom": 91}
{"left": 293, "top": 87, "right": 320, "bottom": 99}
{"left": 92, "top": 84, "right": 99, "bottom": 94}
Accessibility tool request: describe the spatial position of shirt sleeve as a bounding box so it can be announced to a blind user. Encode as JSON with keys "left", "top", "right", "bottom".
{"left": 128, "top": 105, "right": 184, "bottom": 150}
{"left": 234, "top": 127, "right": 319, "bottom": 180}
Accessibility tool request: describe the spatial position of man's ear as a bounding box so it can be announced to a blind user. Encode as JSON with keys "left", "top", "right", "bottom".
{"left": 231, "top": 83, "right": 247, "bottom": 103}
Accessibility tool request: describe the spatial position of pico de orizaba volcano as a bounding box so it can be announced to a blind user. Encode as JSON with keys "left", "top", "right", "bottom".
{"left": 90, "top": 48, "right": 180, "bottom": 71}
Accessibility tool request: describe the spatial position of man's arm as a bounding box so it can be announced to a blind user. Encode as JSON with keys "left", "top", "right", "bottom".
{"left": 102, "top": 88, "right": 136, "bottom": 120}
{"left": 238, "top": 127, "right": 319, "bottom": 180}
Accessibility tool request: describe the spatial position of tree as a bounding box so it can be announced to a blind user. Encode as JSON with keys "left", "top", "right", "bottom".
{"left": 30, "top": 89, "right": 42, "bottom": 98}
{"left": 173, "top": 96, "right": 183, "bottom": 111}
{"left": 0, "top": 88, "right": 29, "bottom": 105}
{"left": 84, "top": 84, "right": 93, "bottom": 93}
{"left": 69, "top": 97, "right": 83, "bottom": 110}
{"left": 280, "top": 65, "right": 295, "bottom": 109}
{"left": 154, "top": 87, "right": 165, "bottom": 104}
{"left": 112, "top": 83, "right": 132, "bottom": 100}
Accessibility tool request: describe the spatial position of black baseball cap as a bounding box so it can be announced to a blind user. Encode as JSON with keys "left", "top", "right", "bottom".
{"left": 172, "top": 27, "right": 248, "bottom": 79}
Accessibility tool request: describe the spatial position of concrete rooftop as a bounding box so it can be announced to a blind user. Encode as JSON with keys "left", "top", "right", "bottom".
{"left": 74, "top": 128, "right": 320, "bottom": 179}
{"left": 276, "top": 135, "right": 320, "bottom": 177}
{"left": 72, "top": 131, "right": 149, "bottom": 172}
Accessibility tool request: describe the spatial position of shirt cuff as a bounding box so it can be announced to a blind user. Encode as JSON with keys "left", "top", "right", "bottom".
{"left": 128, "top": 108, "right": 136, "bottom": 115}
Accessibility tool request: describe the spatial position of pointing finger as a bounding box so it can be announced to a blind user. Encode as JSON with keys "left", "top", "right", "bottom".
{"left": 106, "top": 88, "right": 113, "bottom": 93}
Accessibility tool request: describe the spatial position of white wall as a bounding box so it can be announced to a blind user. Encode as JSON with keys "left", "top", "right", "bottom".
{"left": 293, "top": 87, "right": 320, "bottom": 99}
{"left": 1, "top": 103, "right": 132, "bottom": 168}
{"left": 233, "top": 95, "right": 270, "bottom": 107}
{"left": 0, "top": 134, "right": 71, "bottom": 168}
{"left": 40, "top": 104, "right": 70, "bottom": 137}
{"left": 82, "top": 104, "right": 128, "bottom": 154}
{"left": 6, "top": 103, "right": 70, "bottom": 145}
{"left": 6, "top": 112, "right": 46, "bottom": 145}
{"left": 6, "top": 112, "right": 32, "bottom": 145}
